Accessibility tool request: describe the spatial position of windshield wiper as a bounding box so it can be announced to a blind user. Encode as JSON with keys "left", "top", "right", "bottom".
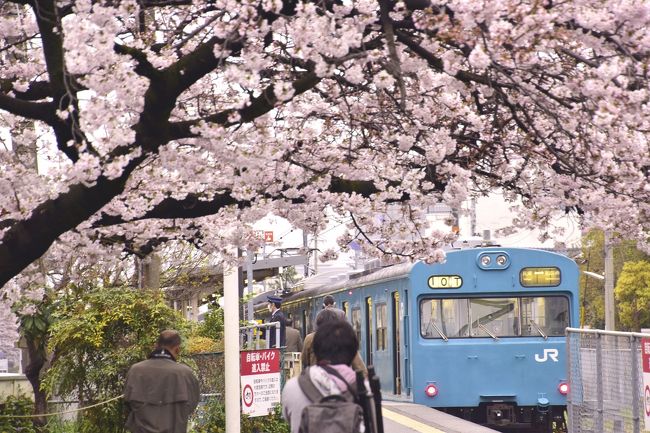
{"left": 478, "top": 323, "right": 499, "bottom": 341}
{"left": 429, "top": 321, "right": 448, "bottom": 341}
{"left": 529, "top": 319, "right": 548, "bottom": 340}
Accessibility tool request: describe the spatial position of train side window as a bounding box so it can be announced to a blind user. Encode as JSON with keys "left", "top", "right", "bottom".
{"left": 342, "top": 301, "right": 349, "bottom": 318}
{"left": 376, "top": 303, "right": 387, "bottom": 351}
{"left": 352, "top": 308, "right": 362, "bottom": 346}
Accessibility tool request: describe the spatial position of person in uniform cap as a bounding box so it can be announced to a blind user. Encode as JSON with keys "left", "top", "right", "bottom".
{"left": 124, "top": 330, "right": 200, "bottom": 433}
{"left": 267, "top": 295, "right": 286, "bottom": 348}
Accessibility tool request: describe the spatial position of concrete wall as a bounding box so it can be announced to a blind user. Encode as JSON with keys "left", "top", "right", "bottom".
{"left": 0, "top": 374, "right": 33, "bottom": 401}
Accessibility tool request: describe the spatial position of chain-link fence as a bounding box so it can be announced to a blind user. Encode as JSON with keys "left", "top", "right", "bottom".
{"left": 567, "top": 328, "right": 648, "bottom": 433}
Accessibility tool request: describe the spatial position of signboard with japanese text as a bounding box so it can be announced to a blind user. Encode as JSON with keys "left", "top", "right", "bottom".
{"left": 253, "top": 230, "right": 274, "bottom": 243}
{"left": 240, "top": 349, "right": 281, "bottom": 417}
{"left": 642, "top": 337, "right": 650, "bottom": 430}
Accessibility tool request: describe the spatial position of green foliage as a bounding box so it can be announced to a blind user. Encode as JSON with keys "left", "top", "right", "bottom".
{"left": 191, "top": 399, "right": 289, "bottom": 433}
{"left": 187, "top": 336, "right": 222, "bottom": 354}
{"left": 197, "top": 307, "right": 224, "bottom": 341}
{"left": 0, "top": 394, "right": 37, "bottom": 433}
{"left": 579, "top": 230, "right": 650, "bottom": 328}
{"left": 43, "top": 286, "right": 189, "bottom": 433}
{"left": 12, "top": 290, "right": 55, "bottom": 359}
{"left": 44, "top": 418, "right": 77, "bottom": 433}
{"left": 615, "top": 261, "right": 650, "bottom": 331}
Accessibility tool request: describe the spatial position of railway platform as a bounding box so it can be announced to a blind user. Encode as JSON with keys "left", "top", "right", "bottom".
{"left": 382, "top": 401, "right": 499, "bottom": 433}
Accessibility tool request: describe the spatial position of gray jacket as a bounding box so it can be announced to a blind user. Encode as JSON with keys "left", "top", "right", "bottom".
{"left": 285, "top": 326, "right": 303, "bottom": 353}
{"left": 124, "top": 356, "right": 200, "bottom": 433}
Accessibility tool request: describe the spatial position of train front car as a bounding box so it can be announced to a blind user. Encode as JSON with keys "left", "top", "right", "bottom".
{"left": 410, "top": 248, "right": 579, "bottom": 433}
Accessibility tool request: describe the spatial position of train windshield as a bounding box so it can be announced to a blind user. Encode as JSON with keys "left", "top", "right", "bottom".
{"left": 420, "top": 296, "right": 569, "bottom": 339}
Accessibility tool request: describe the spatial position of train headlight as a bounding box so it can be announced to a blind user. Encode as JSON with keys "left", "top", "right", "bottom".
{"left": 480, "top": 255, "right": 491, "bottom": 266}
{"left": 424, "top": 383, "right": 438, "bottom": 398}
{"left": 496, "top": 255, "right": 508, "bottom": 266}
{"left": 558, "top": 382, "right": 569, "bottom": 395}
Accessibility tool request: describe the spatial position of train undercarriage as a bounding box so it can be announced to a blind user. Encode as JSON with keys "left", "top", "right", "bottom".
{"left": 441, "top": 403, "right": 567, "bottom": 433}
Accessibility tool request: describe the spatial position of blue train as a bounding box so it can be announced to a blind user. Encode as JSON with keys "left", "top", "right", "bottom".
{"left": 258, "top": 247, "right": 579, "bottom": 432}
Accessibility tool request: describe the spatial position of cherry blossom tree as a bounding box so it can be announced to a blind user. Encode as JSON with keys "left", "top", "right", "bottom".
{"left": 1, "top": 0, "right": 649, "bottom": 295}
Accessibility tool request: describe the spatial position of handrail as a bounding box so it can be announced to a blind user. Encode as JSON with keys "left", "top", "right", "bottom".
{"left": 566, "top": 327, "right": 650, "bottom": 338}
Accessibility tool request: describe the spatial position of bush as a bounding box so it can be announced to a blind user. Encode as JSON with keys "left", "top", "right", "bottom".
{"left": 197, "top": 307, "right": 224, "bottom": 341}
{"left": 191, "top": 399, "right": 289, "bottom": 433}
{"left": 187, "top": 336, "right": 222, "bottom": 354}
{"left": 0, "top": 394, "right": 37, "bottom": 433}
{"left": 42, "top": 286, "right": 189, "bottom": 433}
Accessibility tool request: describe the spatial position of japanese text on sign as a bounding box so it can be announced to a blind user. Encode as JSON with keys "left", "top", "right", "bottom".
{"left": 241, "top": 349, "right": 281, "bottom": 417}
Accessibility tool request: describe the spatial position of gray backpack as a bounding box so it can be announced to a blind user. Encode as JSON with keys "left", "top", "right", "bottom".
{"left": 297, "top": 366, "right": 364, "bottom": 433}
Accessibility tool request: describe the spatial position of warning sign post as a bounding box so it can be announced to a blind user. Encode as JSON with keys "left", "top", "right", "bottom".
{"left": 240, "top": 349, "right": 281, "bottom": 417}
{"left": 642, "top": 337, "right": 650, "bottom": 430}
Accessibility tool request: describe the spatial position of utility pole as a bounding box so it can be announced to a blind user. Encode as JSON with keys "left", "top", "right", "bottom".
{"left": 303, "top": 231, "right": 309, "bottom": 277}
{"left": 604, "top": 231, "right": 615, "bottom": 330}
{"left": 246, "top": 249, "right": 254, "bottom": 321}
{"left": 470, "top": 198, "right": 477, "bottom": 237}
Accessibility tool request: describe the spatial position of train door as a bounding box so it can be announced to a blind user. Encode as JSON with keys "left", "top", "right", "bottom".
{"left": 365, "top": 297, "right": 373, "bottom": 366}
{"left": 391, "top": 291, "right": 402, "bottom": 394}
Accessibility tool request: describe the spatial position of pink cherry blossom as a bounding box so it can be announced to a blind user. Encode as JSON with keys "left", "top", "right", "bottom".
{"left": 0, "top": 0, "right": 649, "bottom": 298}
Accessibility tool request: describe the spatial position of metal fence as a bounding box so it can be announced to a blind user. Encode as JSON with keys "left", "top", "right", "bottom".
{"left": 566, "top": 328, "right": 648, "bottom": 433}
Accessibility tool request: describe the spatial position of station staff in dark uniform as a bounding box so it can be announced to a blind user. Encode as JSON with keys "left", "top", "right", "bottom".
{"left": 267, "top": 295, "right": 286, "bottom": 348}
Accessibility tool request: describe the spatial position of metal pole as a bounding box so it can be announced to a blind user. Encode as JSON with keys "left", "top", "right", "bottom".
{"left": 224, "top": 257, "right": 241, "bottom": 433}
{"left": 631, "top": 336, "right": 640, "bottom": 433}
{"left": 604, "top": 231, "right": 616, "bottom": 330}
{"left": 566, "top": 331, "right": 574, "bottom": 433}
{"left": 246, "top": 250, "right": 254, "bottom": 321}
{"left": 303, "top": 231, "right": 309, "bottom": 277}
{"left": 596, "top": 334, "right": 604, "bottom": 433}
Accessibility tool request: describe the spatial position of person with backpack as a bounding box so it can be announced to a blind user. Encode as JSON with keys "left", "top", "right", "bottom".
{"left": 281, "top": 320, "right": 364, "bottom": 433}
{"left": 301, "top": 308, "right": 367, "bottom": 375}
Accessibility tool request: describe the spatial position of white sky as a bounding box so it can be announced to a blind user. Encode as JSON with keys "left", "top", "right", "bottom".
{"left": 253, "top": 191, "right": 584, "bottom": 274}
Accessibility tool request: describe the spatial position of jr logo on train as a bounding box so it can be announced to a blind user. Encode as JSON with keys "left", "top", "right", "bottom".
{"left": 256, "top": 247, "right": 579, "bottom": 433}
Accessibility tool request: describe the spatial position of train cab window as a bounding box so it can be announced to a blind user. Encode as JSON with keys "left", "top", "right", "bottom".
{"left": 342, "top": 301, "right": 350, "bottom": 318}
{"left": 469, "top": 298, "right": 519, "bottom": 338}
{"left": 420, "top": 299, "right": 470, "bottom": 338}
{"left": 376, "top": 303, "right": 387, "bottom": 351}
{"left": 420, "top": 296, "right": 570, "bottom": 339}
{"left": 352, "top": 308, "right": 362, "bottom": 346}
{"left": 520, "top": 296, "right": 569, "bottom": 337}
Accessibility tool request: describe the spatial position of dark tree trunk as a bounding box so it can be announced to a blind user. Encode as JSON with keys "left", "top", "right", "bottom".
{"left": 24, "top": 336, "right": 48, "bottom": 428}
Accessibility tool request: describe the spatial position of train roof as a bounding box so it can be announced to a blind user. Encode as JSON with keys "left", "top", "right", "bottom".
{"left": 255, "top": 247, "right": 577, "bottom": 310}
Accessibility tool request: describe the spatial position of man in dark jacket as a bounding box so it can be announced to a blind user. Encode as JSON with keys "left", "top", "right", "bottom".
{"left": 124, "top": 330, "right": 200, "bottom": 433}
{"left": 267, "top": 295, "right": 286, "bottom": 348}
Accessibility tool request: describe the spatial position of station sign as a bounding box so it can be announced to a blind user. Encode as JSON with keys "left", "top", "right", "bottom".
{"left": 240, "top": 349, "right": 281, "bottom": 417}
